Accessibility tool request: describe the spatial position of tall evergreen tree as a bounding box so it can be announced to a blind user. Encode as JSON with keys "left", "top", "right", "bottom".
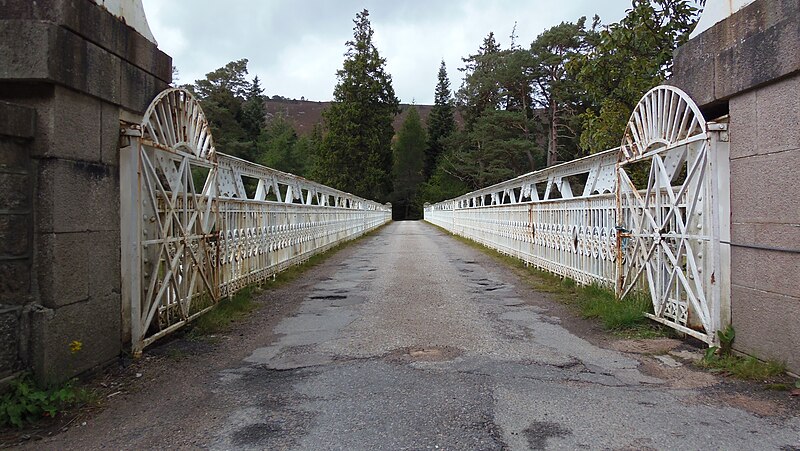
{"left": 241, "top": 76, "right": 266, "bottom": 141}
{"left": 314, "top": 9, "right": 399, "bottom": 201}
{"left": 458, "top": 32, "right": 503, "bottom": 129}
{"left": 189, "top": 59, "right": 254, "bottom": 161}
{"left": 392, "top": 106, "right": 427, "bottom": 219}
{"left": 425, "top": 61, "right": 456, "bottom": 179}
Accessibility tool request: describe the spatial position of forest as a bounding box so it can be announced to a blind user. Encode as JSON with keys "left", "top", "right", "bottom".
{"left": 180, "top": 0, "right": 700, "bottom": 220}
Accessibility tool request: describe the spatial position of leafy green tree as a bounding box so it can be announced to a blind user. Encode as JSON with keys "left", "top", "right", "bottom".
{"left": 392, "top": 106, "right": 427, "bottom": 219}
{"left": 572, "top": 0, "right": 698, "bottom": 152}
{"left": 314, "top": 9, "right": 400, "bottom": 201}
{"left": 425, "top": 61, "right": 456, "bottom": 179}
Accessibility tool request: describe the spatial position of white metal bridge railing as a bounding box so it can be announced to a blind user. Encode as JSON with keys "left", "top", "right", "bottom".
{"left": 425, "top": 86, "right": 731, "bottom": 345}
{"left": 120, "top": 88, "right": 391, "bottom": 354}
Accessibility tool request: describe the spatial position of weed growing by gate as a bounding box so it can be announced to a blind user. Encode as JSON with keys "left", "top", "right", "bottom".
{"left": 699, "top": 353, "right": 786, "bottom": 380}
{"left": 698, "top": 326, "right": 787, "bottom": 380}
{"left": 576, "top": 284, "right": 652, "bottom": 331}
{"left": 0, "top": 375, "right": 93, "bottom": 428}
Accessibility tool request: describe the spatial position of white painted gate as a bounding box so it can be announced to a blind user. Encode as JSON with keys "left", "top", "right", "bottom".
{"left": 120, "top": 88, "right": 391, "bottom": 354}
{"left": 616, "top": 85, "right": 731, "bottom": 343}
{"left": 425, "top": 86, "right": 730, "bottom": 345}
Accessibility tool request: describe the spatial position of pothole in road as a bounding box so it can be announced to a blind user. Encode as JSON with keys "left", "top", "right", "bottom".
{"left": 386, "top": 346, "right": 464, "bottom": 363}
{"left": 309, "top": 294, "right": 348, "bottom": 300}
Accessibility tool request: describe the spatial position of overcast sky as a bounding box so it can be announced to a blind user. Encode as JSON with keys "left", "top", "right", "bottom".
{"left": 141, "top": 0, "right": 633, "bottom": 104}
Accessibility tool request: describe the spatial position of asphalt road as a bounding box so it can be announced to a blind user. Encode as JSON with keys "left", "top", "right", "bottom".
{"left": 29, "top": 221, "right": 800, "bottom": 450}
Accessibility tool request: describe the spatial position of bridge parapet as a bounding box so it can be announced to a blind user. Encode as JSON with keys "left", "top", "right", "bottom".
{"left": 121, "top": 88, "right": 390, "bottom": 354}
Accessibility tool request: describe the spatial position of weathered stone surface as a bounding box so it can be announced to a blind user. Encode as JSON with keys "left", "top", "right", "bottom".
{"left": 0, "top": 0, "right": 171, "bottom": 81}
{"left": 0, "top": 138, "right": 33, "bottom": 168}
{"left": 0, "top": 306, "right": 21, "bottom": 378}
{"left": 87, "top": 230, "right": 121, "bottom": 299}
{"left": 731, "top": 246, "right": 800, "bottom": 299}
{"left": 37, "top": 158, "right": 119, "bottom": 233}
{"left": 120, "top": 59, "right": 168, "bottom": 115}
{"left": 0, "top": 21, "right": 52, "bottom": 81}
{"left": 753, "top": 74, "right": 800, "bottom": 156}
{"left": 728, "top": 90, "right": 757, "bottom": 159}
{"left": 0, "top": 215, "right": 30, "bottom": 257}
{"left": 729, "top": 150, "right": 800, "bottom": 224}
{"left": 0, "top": 20, "right": 167, "bottom": 113}
{"left": 732, "top": 222, "right": 800, "bottom": 252}
{"left": 44, "top": 86, "right": 103, "bottom": 161}
{"left": 30, "top": 293, "right": 122, "bottom": 385}
{"left": 671, "top": 0, "right": 800, "bottom": 108}
{"left": 731, "top": 284, "right": 800, "bottom": 372}
{"left": 37, "top": 232, "right": 89, "bottom": 308}
{"left": 100, "top": 102, "right": 121, "bottom": 166}
{"left": 0, "top": 100, "right": 35, "bottom": 138}
{"left": 0, "top": 173, "right": 29, "bottom": 212}
{"left": 0, "top": 261, "right": 30, "bottom": 304}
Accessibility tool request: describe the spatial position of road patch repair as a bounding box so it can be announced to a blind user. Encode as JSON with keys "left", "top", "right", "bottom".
{"left": 10, "top": 222, "right": 800, "bottom": 450}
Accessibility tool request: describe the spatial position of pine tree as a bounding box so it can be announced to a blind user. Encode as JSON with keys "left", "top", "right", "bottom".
{"left": 241, "top": 75, "right": 266, "bottom": 141}
{"left": 425, "top": 61, "right": 455, "bottom": 179}
{"left": 314, "top": 9, "right": 399, "bottom": 201}
{"left": 458, "top": 32, "right": 502, "bottom": 129}
{"left": 392, "top": 106, "right": 427, "bottom": 219}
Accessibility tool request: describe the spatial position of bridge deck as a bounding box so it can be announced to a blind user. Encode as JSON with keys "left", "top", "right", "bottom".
{"left": 31, "top": 222, "right": 799, "bottom": 450}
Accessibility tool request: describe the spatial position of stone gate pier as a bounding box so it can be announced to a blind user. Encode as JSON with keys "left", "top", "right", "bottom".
{"left": 670, "top": 0, "right": 800, "bottom": 372}
{"left": 0, "top": 0, "right": 171, "bottom": 383}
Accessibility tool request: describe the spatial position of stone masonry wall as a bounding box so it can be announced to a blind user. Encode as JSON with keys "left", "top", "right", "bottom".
{"left": 671, "top": 0, "right": 800, "bottom": 372}
{"left": 0, "top": 101, "right": 36, "bottom": 381}
{"left": 0, "top": 0, "right": 170, "bottom": 383}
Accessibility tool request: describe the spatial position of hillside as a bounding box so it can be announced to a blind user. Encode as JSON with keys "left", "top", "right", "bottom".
{"left": 264, "top": 98, "right": 461, "bottom": 135}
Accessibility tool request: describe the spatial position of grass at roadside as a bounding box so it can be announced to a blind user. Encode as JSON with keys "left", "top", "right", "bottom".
{"left": 698, "top": 352, "right": 787, "bottom": 380}
{"left": 427, "top": 223, "right": 671, "bottom": 338}
{"left": 187, "top": 223, "right": 389, "bottom": 338}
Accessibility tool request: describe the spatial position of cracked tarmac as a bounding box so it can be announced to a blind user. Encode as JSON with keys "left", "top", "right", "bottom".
{"left": 28, "top": 221, "right": 800, "bottom": 450}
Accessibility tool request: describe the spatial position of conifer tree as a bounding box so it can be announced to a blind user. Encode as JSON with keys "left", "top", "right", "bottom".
{"left": 425, "top": 61, "right": 455, "bottom": 179}
{"left": 392, "top": 106, "right": 427, "bottom": 219}
{"left": 315, "top": 9, "right": 399, "bottom": 201}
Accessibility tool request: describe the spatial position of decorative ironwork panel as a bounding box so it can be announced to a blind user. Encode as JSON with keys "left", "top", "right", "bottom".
{"left": 121, "top": 88, "right": 391, "bottom": 354}
{"left": 617, "top": 85, "right": 730, "bottom": 343}
{"left": 425, "top": 85, "right": 730, "bottom": 345}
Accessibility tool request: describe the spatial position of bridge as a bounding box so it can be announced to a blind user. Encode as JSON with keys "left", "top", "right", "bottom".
{"left": 1, "top": 0, "right": 799, "bottom": 447}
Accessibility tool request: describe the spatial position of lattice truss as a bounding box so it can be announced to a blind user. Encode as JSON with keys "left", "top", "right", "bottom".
{"left": 213, "top": 154, "right": 390, "bottom": 296}
{"left": 426, "top": 148, "right": 621, "bottom": 286}
{"left": 123, "top": 88, "right": 391, "bottom": 352}
{"left": 425, "top": 85, "right": 729, "bottom": 344}
{"left": 617, "top": 85, "right": 726, "bottom": 342}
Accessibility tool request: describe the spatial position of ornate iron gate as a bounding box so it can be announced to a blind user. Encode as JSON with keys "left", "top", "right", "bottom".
{"left": 616, "top": 85, "right": 730, "bottom": 343}
{"left": 121, "top": 88, "right": 220, "bottom": 355}
{"left": 121, "top": 88, "right": 391, "bottom": 354}
{"left": 425, "top": 86, "right": 730, "bottom": 344}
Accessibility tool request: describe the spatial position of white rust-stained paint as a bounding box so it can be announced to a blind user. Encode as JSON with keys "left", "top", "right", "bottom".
{"left": 91, "top": 0, "right": 157, "bottom": 44}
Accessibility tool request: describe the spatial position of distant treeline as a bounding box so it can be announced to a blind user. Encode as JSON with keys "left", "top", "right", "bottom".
{"left": 181, "top": 1, "right": 700, "bottom": 219}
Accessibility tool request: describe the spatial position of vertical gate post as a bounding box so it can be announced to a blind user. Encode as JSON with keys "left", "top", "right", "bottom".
{"left": 119, "top": 125, "right": 143, "bottom": 355}
{"left": 707, "top": 123, "right": 732, "bottom": 339}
